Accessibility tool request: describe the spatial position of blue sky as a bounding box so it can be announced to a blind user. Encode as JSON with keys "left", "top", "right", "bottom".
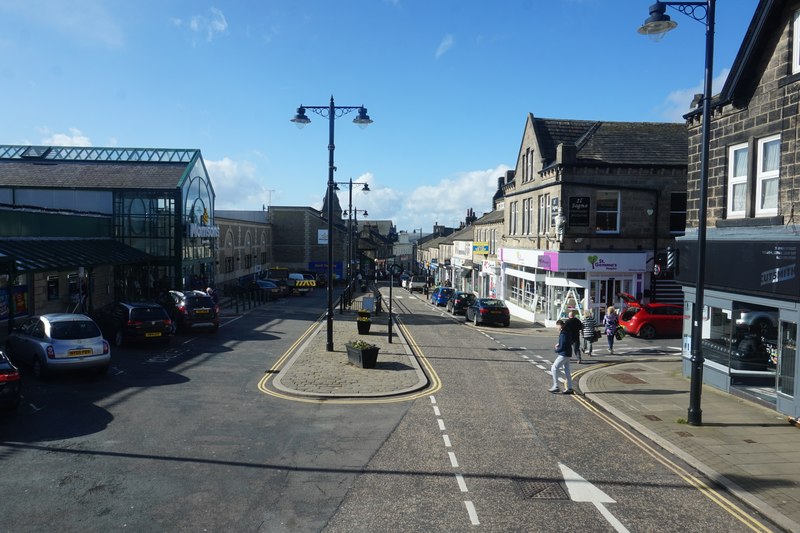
{"left": 0, "top": 0, "right": 757, "bottom": 233}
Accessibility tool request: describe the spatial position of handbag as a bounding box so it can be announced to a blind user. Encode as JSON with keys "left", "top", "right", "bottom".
{"left": 615, "top": 326, "right": 625, "bottom": 341}
{"left": 591, "top": 330, "right": 601, "bottom": 342}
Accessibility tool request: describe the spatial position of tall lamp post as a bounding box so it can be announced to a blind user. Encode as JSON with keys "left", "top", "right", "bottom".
{"left": 343, "top": 207, "right": 368, "bottom": 285}
{"left": 639, "top": 0, "right": 715, "bottom": 426}
{"left": 291, "top": 96, "right": 373, "bottom": 351}
{"left": 335, "top": 178, "right": 370, "bottom": 288}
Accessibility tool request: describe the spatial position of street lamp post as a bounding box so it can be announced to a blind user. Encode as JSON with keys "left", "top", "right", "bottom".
{"left": 291, "top": 96, "right": 373, "bottom": 351}
{"left": 336, "top": 178, "right": 370, "bottom": 290}
{"left": 639, "top": 0, "right": 715, "bottom": 426}
{"left": 343, "top": 206, "right": 368, "bottom": 288}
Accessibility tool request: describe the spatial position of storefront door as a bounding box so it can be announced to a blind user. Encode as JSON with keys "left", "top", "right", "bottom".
{"left": 590, "top": 277, "right": 634, "bottom": 315}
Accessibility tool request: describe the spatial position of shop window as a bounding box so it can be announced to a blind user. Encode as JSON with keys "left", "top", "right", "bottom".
{"left": 595, "top": 191, "right": 619, "bottom": 233}
{"left": 701, "top": 303, "right": 778, "bottom": 375}
{"left": 47, "top": 275, "right": 60, "bottom": 301}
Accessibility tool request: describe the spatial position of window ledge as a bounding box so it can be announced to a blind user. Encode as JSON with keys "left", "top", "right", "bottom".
{"left": 716, "top": 216, "right": 784, "bottom": 228}
{"left": 779, "top": 72, "right": 800, "bottom": 88}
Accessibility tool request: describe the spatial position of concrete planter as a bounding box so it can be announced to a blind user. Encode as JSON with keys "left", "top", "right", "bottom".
{"left": 356, "top": 320, "right": 371, "bottom": 334}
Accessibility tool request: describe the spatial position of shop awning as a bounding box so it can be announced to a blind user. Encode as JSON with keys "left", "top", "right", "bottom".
{"left": 0, "top": 238, "right": 154, "bottom": 272}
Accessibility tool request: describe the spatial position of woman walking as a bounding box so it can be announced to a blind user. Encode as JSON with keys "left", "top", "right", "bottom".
{"left": 582, "top": 310, "right": 597, "bottom": 356}
{"left": 603, "top": 306, "right": 619, "bottom": 354}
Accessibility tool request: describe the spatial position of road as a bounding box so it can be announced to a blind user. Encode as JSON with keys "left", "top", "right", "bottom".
{"left": 0, "top": 287, "right": 781, "bottom": 532}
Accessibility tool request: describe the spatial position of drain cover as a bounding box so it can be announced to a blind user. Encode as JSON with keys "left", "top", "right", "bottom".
{"left": 514, "top": 478, "right": 569, "bottom": 500}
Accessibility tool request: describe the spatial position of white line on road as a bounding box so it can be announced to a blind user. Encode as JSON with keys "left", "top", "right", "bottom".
{"left": 443, "top": 434, "right": 452, "bottom": 447}
{"left": 464, "top": 501, "right": 480, "bottom": 525}
{"left": 433, "top": 406, "right": 441, "bottom": 416}
{"left": 430, "top": 396, "right": 437, "bottom": 404}
{"left": 536, "top": 364, "right": 546, "bottom": 370}
{"left": 521, "top": 355, "right": 529, "bottom": 359}
{"left": 448, "top": 452, "right": 459, "bottom": 467}
{"left": 438, "top": 419, "right": 446, "bottom": 431}
{"left": 455, "top": 474, "right": 468, "bottom": 492}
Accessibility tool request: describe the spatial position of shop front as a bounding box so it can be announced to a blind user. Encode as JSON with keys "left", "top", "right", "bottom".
{"left": 500, "top": 247, "right": 647, "bottom": 326}
{"left": 676, "top": 237, "right": 799, "bottom": 415}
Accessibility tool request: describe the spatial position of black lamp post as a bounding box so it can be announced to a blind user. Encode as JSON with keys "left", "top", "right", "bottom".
{"left": 291, "top": 96, "right": 373, "bottom": 352}
{"left": 639, "top": 0, "right": 715, "bottom": 426}
{"left": 336, "top": 178, "right": 370, "bottom": 289}
{"left": 343, "top": 206, "right": 368, "bottom": 285}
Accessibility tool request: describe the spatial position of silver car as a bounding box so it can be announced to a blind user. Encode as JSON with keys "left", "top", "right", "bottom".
{"left": 4, "top": 314, "right": 111, "bottom": 379}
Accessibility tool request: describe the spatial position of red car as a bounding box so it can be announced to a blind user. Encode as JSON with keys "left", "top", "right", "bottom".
{"left": 618, "top": 302, "right": 684, "bottom": 339}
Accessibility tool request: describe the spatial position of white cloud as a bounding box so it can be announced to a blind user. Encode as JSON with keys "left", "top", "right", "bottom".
{"left": 181, "top": 7, "right": 228, "bottom": 43}
{"left": 39, "top": 127, "right": 92, "bottom": 146}
{"left": 340, "top": 166, "right": 509, "bottom": 232}
{"left": 205, "top": 157, "right": 274, "bottom": 210}
{"left": 435, "top": 34, "right": 454, "bottom": 59}
{"left": 658, "top": 68, "right": 730, "bottom": 122}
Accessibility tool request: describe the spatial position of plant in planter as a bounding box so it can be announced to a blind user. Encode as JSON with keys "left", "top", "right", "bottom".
{"left": 345, "top": 339, "right": 380, "bottom": 368}
{"left": 356, "top": 311, "right": 371, "bottom": 334}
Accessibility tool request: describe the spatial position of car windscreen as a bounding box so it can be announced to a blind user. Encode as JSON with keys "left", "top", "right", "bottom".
{"left": 50, "top": 320, "right": 102, "bottom": 340}
{"left": 185, "top": 296, "right": 214, "bottom": 308}
{"left": 131, "top": 307, "right": 169, "bottom": 321}
{"left": 441, "top": 288, "right": 454, "bottom": 295}
{"left": 481, "top": 299, "right": 506, "bottom": 308}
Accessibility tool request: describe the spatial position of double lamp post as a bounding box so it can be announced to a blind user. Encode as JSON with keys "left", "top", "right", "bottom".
{"left": 639, "top": 0, "right": 715, "bottom": 426}
{"left": 291, "top": 96, "right": 373, "bottom": 352}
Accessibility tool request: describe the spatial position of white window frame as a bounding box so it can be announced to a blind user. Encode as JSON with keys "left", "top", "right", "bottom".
{"left": 595, "top": 191, "right": 620, "bottom": 234}
{"left": 538, "top": 194, "right": 550, "bottom": 235}
{"left": 727, "top": 142, "right": 748, "bottom": 219}
{"left": 756, "top": 135, "right": 780, "bottom": 217}
{"left": 793, "top": 10, "right": 800, "bottom": 74}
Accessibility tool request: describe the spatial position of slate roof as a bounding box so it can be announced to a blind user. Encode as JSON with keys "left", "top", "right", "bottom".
{"left": 0, "top": 160, "right": 189, "bottom": 190}
{"left": 473, "top": 209, "right": 504, "bottom": 225}
{"left": 530, "top": 116, "right": 688, "bottom": 168}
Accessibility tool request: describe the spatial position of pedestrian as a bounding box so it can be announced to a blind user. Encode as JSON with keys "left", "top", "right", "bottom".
{"left": 564, "top": 309, "right": 583, "bottom": 363}
{"left": 603, "top": 305, "right": 619, "bottom": 354}
{"left": 582, "top": 309, "right": 597, "bottom": 356}
{"left": 549, "top": 319, "right": 574, "bottom": 394}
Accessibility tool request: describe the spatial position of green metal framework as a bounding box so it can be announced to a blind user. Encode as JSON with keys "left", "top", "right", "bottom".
{"left": 0, "top": 145, "right": 199, "bottom": 163}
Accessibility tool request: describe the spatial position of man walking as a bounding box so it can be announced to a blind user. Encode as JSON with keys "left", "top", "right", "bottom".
{"left": 549, "top": 319, "right": 574, "bottom": 394}
{"left": 564, "top": 310, "right": 583, "bottom": 364}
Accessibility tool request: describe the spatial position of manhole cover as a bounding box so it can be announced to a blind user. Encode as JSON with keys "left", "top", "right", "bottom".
{"left": 513, "top": 479, "right": 569, "bottom": 500}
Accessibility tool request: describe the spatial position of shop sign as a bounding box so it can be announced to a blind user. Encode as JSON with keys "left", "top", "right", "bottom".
{"left": 473, "top": 241, "right": 489, "bottom": 254}
{"left": 539, "top": 251, "right": 646, "bottom": 273}
{"left": 569, "top": 197, "right": 590, "bottom": 227}
{"left": 186, "top": 224, "right": 220, "bottom": 238}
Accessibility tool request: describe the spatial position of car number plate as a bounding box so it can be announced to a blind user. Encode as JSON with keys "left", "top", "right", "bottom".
{"left": 490, "top": 310, "right": 502, "bottom": 314}
{"left": 195, "top": 309, "right": 209, "bottom": 314}
{"left": 69, "top": 349, "right": 94, "bottom": 356}
{"left": 145, "top": 332, "right": 162, "bottom": 337}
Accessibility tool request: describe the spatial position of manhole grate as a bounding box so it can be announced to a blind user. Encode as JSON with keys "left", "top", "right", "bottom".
{"left": 513, "top": 479, "right": 569, "bottom": 500}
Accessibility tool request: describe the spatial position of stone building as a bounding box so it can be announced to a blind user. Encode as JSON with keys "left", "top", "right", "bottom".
{"left": 674, "top": 0, "right": 800, "bottom": 415}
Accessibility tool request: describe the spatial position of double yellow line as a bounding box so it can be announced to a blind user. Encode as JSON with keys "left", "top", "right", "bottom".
{"left": 257, "top": 317, "right": 441, "bottom": 404}
{"left": 571, "top": 366, "right": 772, "bottom": 533}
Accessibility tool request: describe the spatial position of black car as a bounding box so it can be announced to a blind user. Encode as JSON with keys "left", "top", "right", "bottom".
{"left": 91, "top": 302, "right": 173, "bottom": 347}
{"left": 156, "top": 290, "right": 220, "bottom": 333}
{"left": 0, "top": 350, "right": 21, "bottom": 410}
{"left": 465, "top": 298, "right": 510, "bottom": 327}
{"left": 446, "top": 291, "right": 476, "bottom": 315}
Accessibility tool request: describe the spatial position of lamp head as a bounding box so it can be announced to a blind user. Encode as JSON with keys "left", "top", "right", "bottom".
{"left": 361, "top": 183, "right": 370, "bottom": 192}
{"left": 353, "top": 107, "right": 373, "bottom": 129}
{"left": 291, "top": 106, "right": 311, "bottom": 129}
{"left": 638, "top": 2, "right": 677, "bottom": 41}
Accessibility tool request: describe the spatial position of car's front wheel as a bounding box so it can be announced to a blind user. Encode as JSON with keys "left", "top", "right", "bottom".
{"left": 114, "top": 329, "right": 125, "bottom": 348}
{"left": 32, "top": 357, "right": 48, "bottom": 380}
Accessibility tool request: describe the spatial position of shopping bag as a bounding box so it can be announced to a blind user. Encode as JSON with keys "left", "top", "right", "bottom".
{"left": 615, "top": 326, "right": 625, "bottom": 341}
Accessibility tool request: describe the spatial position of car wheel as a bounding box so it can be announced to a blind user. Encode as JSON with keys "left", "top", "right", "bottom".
{"left": 752, "top": 318, "right": 772, "bottom": 337}
{"left": 114, "top": 329, "right": 125, "bottom": 348}
{"left": 32, "top": 357, "right": 47, "bottom": 380}
{"left": 639, "top": 324, "right": 656, "bottom": 340}
{"left": 474, "top": 313, "right": 479, "bottom": 326}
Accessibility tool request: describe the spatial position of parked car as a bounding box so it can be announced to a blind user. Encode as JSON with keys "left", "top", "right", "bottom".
{"left": 430, "top": 287, "right": 455, "bottom": 306}
{"left": 407, "top": 275, "right": 427, "bottom": 293}
{"left": 735, "top": 308, "right": 779, "bottom": 339}
{"left": 618, "top": 303, "right": 684, "bottom": 339}
{"left": 264, "top": 278, "right": 291, "bottom": 297}
{"left": 0, "top": 350, "right": 21, "bottom": 409}
{"left": 465, "top": 298, "right": 510, "bottom": 327}
{"left": 289, "top": 272, "right": 314, "bottom": 295}
{"left": 256, "top": 279, "right": 284, "bottom": 299}
{"left": 398, "top": 273, "right": 411, "bottom": 289}
{"left": 446, "top": 291, "right": 476, "bottom": 315}
{"left": 156, "top": 290, "right": 219, "bottom": 333}
{"left": 91, "top": 302, "right": 173, "bottom": 347}
{"left": 4, "top": 314, "right": 110, "bottom": 379}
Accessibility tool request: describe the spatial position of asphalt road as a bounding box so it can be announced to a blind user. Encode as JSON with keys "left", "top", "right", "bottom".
{"left": 0, "top": 288, "right": 780, "bottom": 532}
{"left": 0, "top": 290, "right": 411, "bottom": 532}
